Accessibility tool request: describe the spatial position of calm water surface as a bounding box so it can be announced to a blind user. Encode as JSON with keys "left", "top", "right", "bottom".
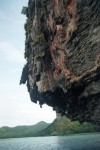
{"left": 0, "top": 133, "right": 100, "bottom": 150}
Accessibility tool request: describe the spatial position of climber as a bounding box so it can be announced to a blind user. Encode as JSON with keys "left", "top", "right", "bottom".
{"left": 51, "top": 62, "right": 55, "bottom": 71}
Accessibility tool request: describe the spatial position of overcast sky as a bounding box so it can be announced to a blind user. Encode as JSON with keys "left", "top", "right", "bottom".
{"left": 0, "top": 0, "right": 56, "bottom": 127}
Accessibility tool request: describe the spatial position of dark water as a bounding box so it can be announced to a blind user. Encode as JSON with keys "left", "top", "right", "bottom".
{"left": 0, "top": 133, "right": 100, "bottom": 150}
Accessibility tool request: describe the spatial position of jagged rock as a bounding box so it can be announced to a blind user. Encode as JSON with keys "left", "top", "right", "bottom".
{"left": 21, "top": 0, "right": 100, "bottom": 124}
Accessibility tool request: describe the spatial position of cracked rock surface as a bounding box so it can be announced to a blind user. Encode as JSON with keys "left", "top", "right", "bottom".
{"left": 20, "top": 0, "right": 100, "bottom": 124}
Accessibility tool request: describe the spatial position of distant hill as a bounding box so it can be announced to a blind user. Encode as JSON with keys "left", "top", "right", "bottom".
{"left": 37, "top": 117, "right": 100, "bottom": 136}
{"left": 0, "top": 118, "right": 100, "bottom": 139}
{"left": 0, "top": 121, "right": 50, "bottom": 139}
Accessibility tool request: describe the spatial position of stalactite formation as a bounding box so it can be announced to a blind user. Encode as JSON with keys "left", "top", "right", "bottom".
{"left": 21, "top": 0, "right": 100, "bottom": 124}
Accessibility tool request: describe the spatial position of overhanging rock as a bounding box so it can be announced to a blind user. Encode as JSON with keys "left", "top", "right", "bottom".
{"left": 20, "top": 0, "right": 100, "bottom": 124}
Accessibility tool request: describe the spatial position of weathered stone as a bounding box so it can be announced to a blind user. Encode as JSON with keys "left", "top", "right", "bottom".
{"left": 21, "top": 0, "right": 100, "bottom": 124}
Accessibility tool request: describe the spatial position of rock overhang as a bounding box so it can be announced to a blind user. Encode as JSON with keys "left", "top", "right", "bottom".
{"left": 20, "top": 0, "right": 100, "bottom": 124}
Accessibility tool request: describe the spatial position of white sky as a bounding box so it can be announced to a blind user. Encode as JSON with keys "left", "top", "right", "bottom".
{"left": 0, "top": 0, "right": 56, "bottom": 127}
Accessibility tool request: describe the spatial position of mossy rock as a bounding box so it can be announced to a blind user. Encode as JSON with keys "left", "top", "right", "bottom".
{"left": 33, "top": 33, "right": 45, "bottom": 44}
{"left": 24, "top": 19, "right": 32, "bottom": 33}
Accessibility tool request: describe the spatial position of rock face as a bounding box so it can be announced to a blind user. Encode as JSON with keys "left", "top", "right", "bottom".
{"left": 20, "top": 0, "right": 100, "bottom": 124}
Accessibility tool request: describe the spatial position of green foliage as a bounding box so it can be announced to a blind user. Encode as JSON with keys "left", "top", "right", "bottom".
{"left": 33, "top": 33, "right": 45, "bottom": 45}
{"left": 0, "top": 121, "right": 49, "bottom": 139}
{"left": 24, "top": 19, "right": 32, "bottom": 33}
{"left": 37, "top": 117, "right": 100, "bottom": 136}
{"left": 0, "top": 118, "right": 100, "bottom": 139}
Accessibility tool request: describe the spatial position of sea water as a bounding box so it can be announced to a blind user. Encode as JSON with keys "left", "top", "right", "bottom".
{"left": 0, "top": 133, "right": 100, "bottom": 150}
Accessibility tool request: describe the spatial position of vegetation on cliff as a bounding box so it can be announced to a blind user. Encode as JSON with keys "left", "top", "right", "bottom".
{"left": 37, "top": 117, "right": 100, "bottom": 136}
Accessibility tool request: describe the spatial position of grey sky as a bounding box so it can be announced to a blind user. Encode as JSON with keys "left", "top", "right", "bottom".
{"left": 0, "top": 0, "right": 56, "bottom": 127}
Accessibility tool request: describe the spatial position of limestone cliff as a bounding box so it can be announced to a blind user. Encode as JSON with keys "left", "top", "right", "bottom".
{"left": 20, "top": 0, "right": 100, "bottom": 124}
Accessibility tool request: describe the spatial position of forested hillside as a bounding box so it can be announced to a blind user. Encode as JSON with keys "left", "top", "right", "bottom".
{"left": 0, "top": 118, "right": 100, "bottom": 139}
{"left": 37, "top": 117, "right": 100, "bottom": 136}
{"left": 0, "top": 121, "right": 49, "bottom": 138}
